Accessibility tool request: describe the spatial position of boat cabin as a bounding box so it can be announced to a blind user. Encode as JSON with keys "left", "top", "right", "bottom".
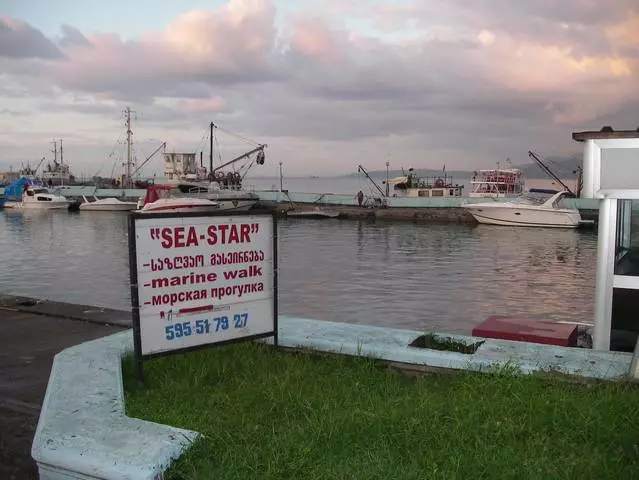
{"left": 386, "top": 168, "right": 463, "bottom": 198}
{"left": 142, "top": 185, "right": 176, "bottom": 206}
{"left": 469, "top": 160, "right": 525, "bottom": 198}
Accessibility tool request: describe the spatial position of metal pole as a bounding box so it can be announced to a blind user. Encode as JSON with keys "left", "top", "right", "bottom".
{"left": 593, "top": 198, "right": 617, "bottom": 350}
{"left": 209, "top": 122, "right": 214, "bottom": 175}
{"left": 279, "top": 162, "right": 283, "bottom": 192}
{"left": 126, "top": 107, "right": 132, "bottom": 188}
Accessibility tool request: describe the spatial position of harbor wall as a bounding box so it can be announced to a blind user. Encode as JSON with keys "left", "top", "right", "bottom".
{"left": 0, "top": 185, "right": 602, "bottom": 210}
{"left": 0, "top": 185, "right": 602, "bottom": 223}
{"left": 256, "top": 191, "right": 601, "bottom": 223}
{"left": 257, "top": 190, "right": 601, "bottom": 209}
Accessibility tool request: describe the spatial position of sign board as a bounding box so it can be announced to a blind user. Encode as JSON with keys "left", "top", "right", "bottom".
{"left": 128, "top": 211, "right": 277, "bottom": 369}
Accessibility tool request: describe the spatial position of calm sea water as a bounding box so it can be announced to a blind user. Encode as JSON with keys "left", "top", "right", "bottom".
{"left": 0, "top": 208, "right": 597, "bottom": 334}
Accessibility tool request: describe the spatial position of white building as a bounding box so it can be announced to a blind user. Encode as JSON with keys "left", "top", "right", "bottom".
{"left": 573, "top": 127, "right": 639, "bottom": 353}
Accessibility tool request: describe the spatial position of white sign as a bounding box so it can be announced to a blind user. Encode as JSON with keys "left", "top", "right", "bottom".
{"left": 131, "top": 214, "right": 275, "bottom": 356}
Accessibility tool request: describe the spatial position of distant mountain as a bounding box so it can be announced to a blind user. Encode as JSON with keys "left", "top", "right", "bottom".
{"left": 347, "top": 153, "right": 583, "bottom": 180}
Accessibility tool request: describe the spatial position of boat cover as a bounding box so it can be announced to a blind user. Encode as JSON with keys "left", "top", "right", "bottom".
{"left": 2, "top": 177, "right": 45, "bottom": 202}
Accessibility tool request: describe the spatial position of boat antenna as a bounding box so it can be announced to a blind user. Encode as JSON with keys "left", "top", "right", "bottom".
{"left": 60, "top": 139, "right": 63, "bottom": 164}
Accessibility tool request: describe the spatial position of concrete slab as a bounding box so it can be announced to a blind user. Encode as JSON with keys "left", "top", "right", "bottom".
{"left": 266, "top": 316, "right": 633, "bottom": 380}
{"left": 31, "top": 331, "right": 199, "bottom": 480}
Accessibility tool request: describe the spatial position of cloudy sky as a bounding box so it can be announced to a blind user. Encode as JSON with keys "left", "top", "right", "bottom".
{"left": 1, "top": 0, "right": 638, "bottom": 177}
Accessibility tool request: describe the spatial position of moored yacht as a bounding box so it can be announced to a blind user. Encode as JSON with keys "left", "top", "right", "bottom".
{"left": 137, "top": 185, "right": 221, "bottom": 214}
{"left": 3, "top": 177, "right": 70, "bottom": 210}
{"left": 462, "top": 190, "right": 582, "bottom": 228}
{"left": 79, "top": 195, "right": 138, "bottom": 211}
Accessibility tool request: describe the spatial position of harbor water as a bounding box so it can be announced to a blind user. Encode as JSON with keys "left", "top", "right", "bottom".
{"left": 0, "top": 208, "right": 597, "bottom": 334}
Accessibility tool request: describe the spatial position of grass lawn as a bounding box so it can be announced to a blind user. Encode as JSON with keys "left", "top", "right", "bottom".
{"left": 123, "top": 342, "right": 639, "bottom": 480}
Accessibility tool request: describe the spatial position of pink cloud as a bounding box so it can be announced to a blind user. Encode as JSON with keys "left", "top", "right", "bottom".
{"left": 181, "top": 97, "right": 226, "bottom": 113}
{"left": 48, "top": 0, "right": 278, "bottom": 100}
{"left": 288, "top": 17, "right": 346, "bottom": 65}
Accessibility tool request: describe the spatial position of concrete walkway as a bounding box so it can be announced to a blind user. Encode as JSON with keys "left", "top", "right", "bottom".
{"left": 0, "top": 305, "right": 125, "bottom": 479}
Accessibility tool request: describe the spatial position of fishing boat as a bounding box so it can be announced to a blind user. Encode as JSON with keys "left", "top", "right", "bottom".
{"left": 41, "top": 139, "right": 75, "bottom": 186}
{"left": 161, "top": 122, "right": 265, "bottom": 211}
{"left": 469, "top": 159, "right": 525, "bottom": 198}
{"left": 2, "top": 177, "right": 70, "bottom": 210}
{"left": 386, "top": 168, "right": 463, "bottom": 198}
{"left": 79, "top": 195, "right": 137, "bottom": 211}
{"left": 137, "top": 185, "right": 220, "bottom": 214}
{"left": 462, "top": 190, "right": 582, "bottom": 228}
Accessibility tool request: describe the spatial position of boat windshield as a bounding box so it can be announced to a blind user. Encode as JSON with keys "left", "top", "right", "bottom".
{"left": 510, "top": 192, "right": 552, "bottom": 206}
{"left": 30, "top": 188, "right": 49, "bottom": 194}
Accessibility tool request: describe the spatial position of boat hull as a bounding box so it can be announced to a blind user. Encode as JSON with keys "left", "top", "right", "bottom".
{"left": 468, "top": 192, "right": 522, "bottom": 198}
{"left": 139, "top": 200, "right": 221, "bottom": 214}
{"left": 464, "top": 205, "right": 581, "bottom": 228}
{"left": 79, "top": 203, "right": 137, "bottom": 211}
{"left": 79, "top": 197, "right": 138, "bottom": 211}
{"left": 4, "top": 201, "right": 70, "bottom": 210}
{"left": 216, "top": 199, "right": 256, "bottom": 212}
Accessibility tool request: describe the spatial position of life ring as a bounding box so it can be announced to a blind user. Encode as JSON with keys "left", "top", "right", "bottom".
{"left": 434, "top": 178, "right": 445, "bottom": 188}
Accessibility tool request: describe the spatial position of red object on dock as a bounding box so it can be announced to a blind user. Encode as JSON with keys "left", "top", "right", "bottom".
{"left": 472, "top": 316, "right": 578, "bottom": 347}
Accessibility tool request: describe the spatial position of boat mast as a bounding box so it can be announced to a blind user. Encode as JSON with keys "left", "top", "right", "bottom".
{"left": 51, "top": 140, "right": 57, "bottom": 164}
{"left": 124, "top": 106, "right": 136, "bottom": 188}
{"left": 209, "top": 122, "right": 214, "bottom": 176}
{"left": 60, "top": 139, "right": 65, "bottom": 186}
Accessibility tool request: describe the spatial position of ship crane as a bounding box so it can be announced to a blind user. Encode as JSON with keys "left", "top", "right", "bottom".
{"left": 34, "top": 156, "right": 46, "bottom": 173}
{"left": 528, "top": 150, "right": 576, "bottom": 197}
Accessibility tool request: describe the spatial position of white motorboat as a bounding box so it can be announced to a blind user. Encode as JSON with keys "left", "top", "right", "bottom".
{"left": 79, "top": 195, "right": 137, "bottom": 211}
{"left": 137, "top": 185, "right": 220, "bottom": 214}
{"left": 3, "top": 182, "right": 70, "bottom": 210}
{"left": 462, "top": 190, "right": 582, "bottom": 228}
